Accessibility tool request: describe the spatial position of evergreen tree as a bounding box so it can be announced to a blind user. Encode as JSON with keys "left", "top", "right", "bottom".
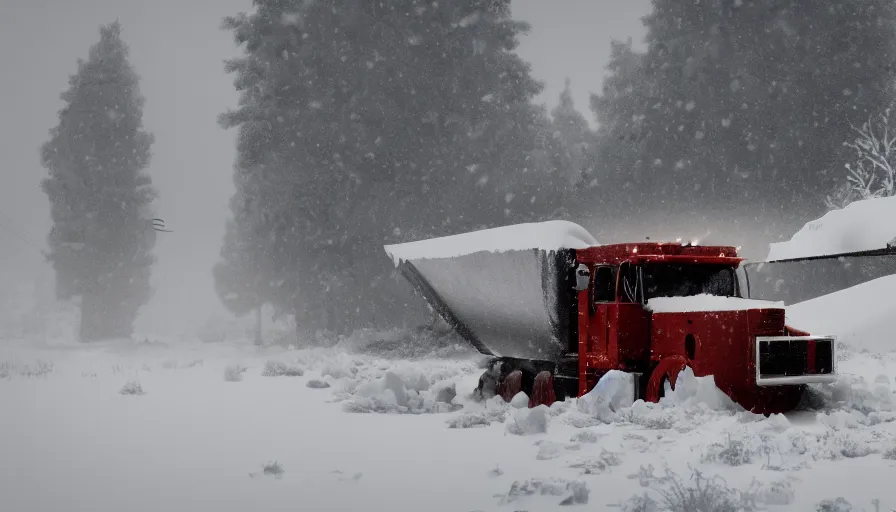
{"left": 40, "top": 21, "right": 156, "bottom": 341}
{"left": 218, "top": 0, "right": 550, "bottom": 335}
{"left": 550, "top": 79, "right": 592, "bottom": 188}
{"left": 592, "top": 1, "right": 896, "bottom": 220}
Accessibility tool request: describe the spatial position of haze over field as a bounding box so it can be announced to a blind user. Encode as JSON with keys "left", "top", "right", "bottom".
{"left": 0, "top": 0, "right": 650, "bottom": 336}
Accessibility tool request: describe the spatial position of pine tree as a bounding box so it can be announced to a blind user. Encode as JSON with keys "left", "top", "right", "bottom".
{"left": 592, "top": 0, "right": 896, "bottom": 219}
{"left": 550, "top": 79, "right": 592, "bottom": 188}
{"left": 218, "top": 0, "right": 549, "bottom": 335}
{"left": 40, "top": 21, "right": 156, "bottom": 341}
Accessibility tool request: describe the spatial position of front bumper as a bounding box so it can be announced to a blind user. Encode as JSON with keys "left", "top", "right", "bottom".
{"left": 755, "top": 335, "right": 838, "bottom": 386}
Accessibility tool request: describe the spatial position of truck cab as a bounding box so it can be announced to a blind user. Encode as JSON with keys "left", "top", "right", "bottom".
{"left": 572, "top": 242, "right": 837, "bottom": 414}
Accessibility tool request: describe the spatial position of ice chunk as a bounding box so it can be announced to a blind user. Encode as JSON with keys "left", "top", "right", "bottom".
{"left": 432, "top": 381, "right": 456, "bottom": 404}
{"left": 662, "top": 367, "right": 742, "bottom": 412}
{"left": 505, "top": 405, "right": 548, "bottom": 435}
{"left": 510, "top": 391, "right": 529, "bottom": 409}
{"left": 577, "top": 370, "right": 636, "bottom": 418}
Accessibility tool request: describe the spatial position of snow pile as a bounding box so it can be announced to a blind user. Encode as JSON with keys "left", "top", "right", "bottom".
{"left": 768, "top": 195, "right": 896, "bottom": 260}
{"left": 646, "top": 294, "right": 784, "bottom": 313}
{"left": 342, "top": 369, "right": 462, "bottom": 414}
{"left": 383, "top": 220, "right": 598, "bottom": 265}
{"left": 446, "top": 397, "right": 511, "bottom": 428}
{"left": 576, "top": 370, "right": 636, "bottom": 422}
{"left": 786, "top": 274, "right": 896, "bottom": 353}
{"left": 661, "top": 367, "right": 743, "bottom": 411}
{"left": 504, "top": 405, "right": 549, "bottom": 435}
{"left": 569, "top": 368, "right": 744, "bottom": 431}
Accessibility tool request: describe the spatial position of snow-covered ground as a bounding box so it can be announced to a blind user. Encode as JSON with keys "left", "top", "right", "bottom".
{"left": 1, "top": 326, "right": 895, "bottom": 512}
{"left": 4, "top": 197, "right": 896, "bottom": 511}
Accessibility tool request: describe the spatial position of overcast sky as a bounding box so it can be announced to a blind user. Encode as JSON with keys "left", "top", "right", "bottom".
{"left": 0, "top": 0, "right": 650, "bottom": 336}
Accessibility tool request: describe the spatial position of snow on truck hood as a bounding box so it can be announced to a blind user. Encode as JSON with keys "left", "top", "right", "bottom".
{"left": 383, "top": 220, "right": 598, "bottom": 266}
{"left": 645, "top": 294, "right": 784, "bottom": 313}
{"left": 767, "top": 195, "right": 896, "bottom": 260}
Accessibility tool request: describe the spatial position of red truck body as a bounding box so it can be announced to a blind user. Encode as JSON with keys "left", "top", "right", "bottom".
{"left": 570, "top": 242, "right": 835, "bottom": 414}
{"left": 388, "top": 227, "right": 838, "bottom": 415}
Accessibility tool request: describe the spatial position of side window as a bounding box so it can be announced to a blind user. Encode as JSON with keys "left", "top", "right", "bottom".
{"left": 593, "top": 266, "right": 616, "bottom": 303}
{"left": 619, "top": 262, "right": 643, "bottom": 303}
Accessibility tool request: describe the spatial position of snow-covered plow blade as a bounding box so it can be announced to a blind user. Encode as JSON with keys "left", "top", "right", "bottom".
{"left": 384, "top": 221, "right": 598, "bottom": 360}
{"left": 743, "top": 247, "right": 896, "bottom": 305}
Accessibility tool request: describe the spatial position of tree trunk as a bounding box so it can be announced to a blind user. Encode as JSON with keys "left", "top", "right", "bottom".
{"left": 254, "top": 307, "right": 263, "bottom": 346}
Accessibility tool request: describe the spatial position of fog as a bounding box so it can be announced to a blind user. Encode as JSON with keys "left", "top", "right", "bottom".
{"left": 0, "top": 1, "right": 655, "bottom": 336}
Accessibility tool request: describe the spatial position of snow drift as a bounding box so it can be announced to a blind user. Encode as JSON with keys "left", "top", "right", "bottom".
{"left": 764, "top": 196, "right": 896, "bottom": 352}
{"left": 768, "top": 195, "right": 896, "bottom": 260}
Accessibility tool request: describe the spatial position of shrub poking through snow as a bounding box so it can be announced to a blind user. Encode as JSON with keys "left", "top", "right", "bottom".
{"left": 816, "top": 497, "right": 852, "bottom": 512}
{"left": 569, "top": 449, "right": 622, "bottom": 475}
{"left": 501, "top": 478, "right": 589, "bottom": 506}
{"left": 261, "top": 360, "right": 304, "bottom": 377}
{"left": 570, "top": 430, "right": 601, "bottom": 444}
{"left": 306, "top": 379, "right": 331, "bottom": 389}
{"left": 625, "top": 465, "right": 763, "bottom": 512}
{"left": 0, "top": 360, "right": 55, "bottom": 379}
{"left": 224, "top": 364, "right": 247, "bottom": 382}
{"left": 262, "top": 461, "right": 284, "bottom": 477}
{"left": 701, "top": 437, "right": 754, "bottom": 467}
{"left": 250, "top": 461, "right": 284, "bottom": 479}
{"left": 883, "top": 445, "right": 896, "bottom": 460}
{"left": 120, "top": 380, "right": 144, "bottom": 395}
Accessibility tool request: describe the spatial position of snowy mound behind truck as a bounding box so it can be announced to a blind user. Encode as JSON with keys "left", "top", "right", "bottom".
{"left": 385, "top": 221, "right": 844, "bottom": 415}
{"left": 743, "top": 196, "right": 896, "bottom": 306}
{"left": 770, "top": 196, "right": 896, "bottom": 353}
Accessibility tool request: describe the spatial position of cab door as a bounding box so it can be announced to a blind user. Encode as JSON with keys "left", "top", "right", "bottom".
{"left": 588, "top": 265, "right": 616, "bottom": 356}
{"left": 612, "top": 262, "right": 651, "bottom": 364}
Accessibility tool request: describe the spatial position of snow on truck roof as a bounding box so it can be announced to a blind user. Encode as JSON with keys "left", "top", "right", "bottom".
{"left": 646, "top": 294, "right": 784, "bottom": 313}
{"left": 767, "top": 195, "right": 896, "bottom": 260}
{"left": 383, "top": 220, "right": 598, "bottom": 266}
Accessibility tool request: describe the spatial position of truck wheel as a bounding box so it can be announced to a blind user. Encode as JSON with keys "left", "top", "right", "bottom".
{"left": 529, "top": 371, "right": 557, "bottom": 408}
{"left": 498, "top": 370, "right": 523, "bottom": 402}
{"left": 645, "top": 356, "right": 688, "bottom": 403}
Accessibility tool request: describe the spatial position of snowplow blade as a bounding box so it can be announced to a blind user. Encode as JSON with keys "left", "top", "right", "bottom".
{"left": 742, "top": 247, "right": 896, "bottom": 305}
{"left": 384, "top": 221, "right": 597, "bottom": 360}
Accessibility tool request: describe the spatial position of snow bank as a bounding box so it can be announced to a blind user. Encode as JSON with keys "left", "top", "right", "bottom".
{"left": 342, "top": 370, "right": 463, "bottom": 414}
{"left": 383, "top": 220, "right": 598, "bottom": 266}
{"left": 646, "top": 294, "right": 783, "bottom": 313}
{"left": 768, "top": 196, "right": 896, "bottom": 260}
{"left": 786, "top": 275, "right": 896, "bottom": 353}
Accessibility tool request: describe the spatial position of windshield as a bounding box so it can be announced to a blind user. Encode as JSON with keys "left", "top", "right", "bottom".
{"left": 642, "top": 264, "right": 736, "bottom": 300}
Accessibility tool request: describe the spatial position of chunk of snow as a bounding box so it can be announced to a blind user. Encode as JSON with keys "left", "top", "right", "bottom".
{"left": 661, "top": 367, "right": 741, "bottom": 411}
{"left": 645, "top": 294, "right": 783, "bottom": 313}
{"left": 432, "top": 381, "right": 456, "bottom": 404}
{"left": 383, "top": 220, "right": 598, "bottom": 266}
{"left": 505, "top": 405, "right": 548, "bottom": 435}
{"left": 577, "top": 370, "right": 635, "bottom": 419}
{"left": 510, "top": 391, "right": 529, "bottom": 409}
{"left": 767, "top": 196, "right": 896, "bottom": 260}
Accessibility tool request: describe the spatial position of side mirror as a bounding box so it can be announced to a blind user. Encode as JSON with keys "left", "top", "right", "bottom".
{"left": 574, "top": 264, "right": 590, "bottom": 291}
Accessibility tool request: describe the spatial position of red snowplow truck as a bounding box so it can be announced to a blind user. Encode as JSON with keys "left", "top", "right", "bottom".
{"left": 382, "top": 221, "right": 880, "bottom": 414}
